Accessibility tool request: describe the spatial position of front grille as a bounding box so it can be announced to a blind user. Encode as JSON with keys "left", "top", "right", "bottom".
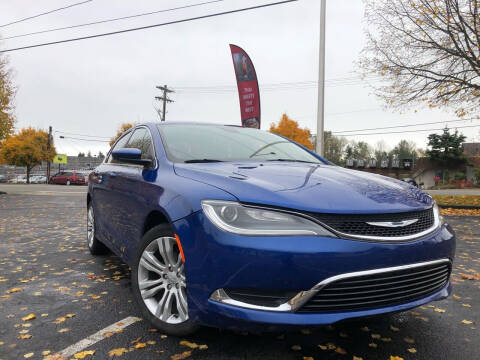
{"left": 298, "top": 261, "right": 450, "bottom": 313}
{"left": 310, "top": 208, "right": 434, "bottom": 238}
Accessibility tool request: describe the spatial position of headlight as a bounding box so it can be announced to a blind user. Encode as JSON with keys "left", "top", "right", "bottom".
{"left": 201, "top": 200, "right": 336, "bottom": 237}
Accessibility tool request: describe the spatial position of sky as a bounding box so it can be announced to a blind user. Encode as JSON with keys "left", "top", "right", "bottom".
{"left": 1, "top": 0, "right": 479, "bottom": 156}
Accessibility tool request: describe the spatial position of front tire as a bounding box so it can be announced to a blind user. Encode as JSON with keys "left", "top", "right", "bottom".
{"left": 132, "top": 224, "right": 197, "bottom": 336}
{"left": 87, "top": 203, "right": 108, "bottom": 255}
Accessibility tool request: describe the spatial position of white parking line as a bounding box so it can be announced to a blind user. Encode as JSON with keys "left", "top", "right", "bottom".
{"left": 59, "top": 316, "right": 142, "bottom": 357}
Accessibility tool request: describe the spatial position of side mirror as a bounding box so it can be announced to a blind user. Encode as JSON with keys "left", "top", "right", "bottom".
{"left": 112, "top": 148, "right": 152, "bottom": 167}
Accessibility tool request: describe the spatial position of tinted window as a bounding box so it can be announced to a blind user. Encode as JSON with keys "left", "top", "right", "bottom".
{"left": 157, "top": 125, "right": 322, "bottom": 164}
{"left": 108, "top": 132, "right": 132, "bottom": 163}
{"left": 126, "top": 128, "right": 154, "bottom": 160}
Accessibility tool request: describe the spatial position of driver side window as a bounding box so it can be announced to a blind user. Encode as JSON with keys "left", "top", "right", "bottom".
{"left": 126, "top": 128, "right": 154, "bottom": 160}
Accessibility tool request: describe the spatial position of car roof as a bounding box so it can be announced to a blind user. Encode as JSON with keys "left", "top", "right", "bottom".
{"left": 143, "top": 122, "right": 243, "bottom": 128}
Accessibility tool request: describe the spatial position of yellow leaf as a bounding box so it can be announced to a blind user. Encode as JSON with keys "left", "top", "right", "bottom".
{"left": 53, "top": 317, "right": 66, "bottom": 324}
{"left": 108, "top": 348, "right": 127, "bottom": 357}
{"left": 179, "top": 340, "right": 199, "bottom": 349}
{"left": 353, "top": 357, "right": 363, "bottom": 360}
{"left": 134, "top": 343, "right": 146, "bottom": 349}
{"left": 6, "top": 288, "right": 22, "bottom": 294}
{"left": 371, "top": 333, "right": 381, "bottom": 339}
{"left": 291, "top": 345, "right": 302, "bottom": 351}
{"left": 434, "top": 308, "right": 446, "bottom": 313}
{"left": 318, "top": 345, "right": 327, "bottom": 350}
{"left": 24, "top": 353, "right": 34, "bottom": 358}
{"left": 408, "top": 348, "right": 417, "bottom": 353}
{"left": 368, "top": 343, "right": 377, "bottom": 348}
{"left": 65, "top": 314, "right": 76, "bottom": 318}
{"left": 171, "top": 351, "right": 192, "bottom": 360}
{"left": 73, "top": 350, "right": 95, "bottom": 359}
{"left": 42, "top": 350, "right": 51, "bottom": 356}
{"left": 58, "top": 328, "right": 69, "bottom": 333}
{"left": 390, "top": 357, "right": 404, "bottom": 360}
{"left": 462, "top": 304, "right": 471, "bottom": 308}
{"left": 404, "top": 337, "right": 415, "bottom": 344}
{"left": 303, "top": 357, "right": 314, "bottom": 360}
{"left": 462, "top": 320, "right": 473, "bottom": 324}
{"left": 22, "top": 314, "right": 36, "bottom": 321}
{"left": 104, "top": 332, "right": 114, "bottom": 338}
{"left": 335, "top": 346, "right": 347, "bottom": 355}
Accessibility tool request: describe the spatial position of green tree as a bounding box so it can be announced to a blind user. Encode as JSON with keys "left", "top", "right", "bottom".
{"left": 78, "top": 152, "right": 85, "bottom": 157}
{"left": 0, "top": 54, "right": 15, "bottom": 143}
{"left": 426, "top": 127, "right": 467, "bottom": 179}
{"left": 324, "top": 131, "right": 348, "bottom": 165}
{"left": 390, "top": 140, "right": 418, "bottom": 162}
{"left": 0, "top": 128, "right": 56, "bottom": 183}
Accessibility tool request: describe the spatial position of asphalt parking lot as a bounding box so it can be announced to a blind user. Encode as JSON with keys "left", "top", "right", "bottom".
{"left": 0, "top": 189, "right": 478, "bottom": 360}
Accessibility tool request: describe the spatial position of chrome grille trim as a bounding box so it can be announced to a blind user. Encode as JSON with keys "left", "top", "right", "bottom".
{"left": 209, "top": 259, "right": 451, "bottom": 313}
{"left": 297, "top": 259, "right": 451, "bottom": 313}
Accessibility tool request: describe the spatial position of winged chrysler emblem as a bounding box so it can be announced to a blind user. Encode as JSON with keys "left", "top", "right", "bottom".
{"left": 367, "top": 219, "right": 419, "bottom": 228}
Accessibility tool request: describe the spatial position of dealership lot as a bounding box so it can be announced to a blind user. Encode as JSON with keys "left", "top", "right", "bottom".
{"left": 0, "top": 190, "right": 478, "bottom": 360}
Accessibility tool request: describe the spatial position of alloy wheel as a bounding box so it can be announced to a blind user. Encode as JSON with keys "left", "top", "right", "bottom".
{"left": 87, "top": 206, "right": 94, "bottom": 248}
{"left": 138, "top": 237, "right": 188, "bottom": 324}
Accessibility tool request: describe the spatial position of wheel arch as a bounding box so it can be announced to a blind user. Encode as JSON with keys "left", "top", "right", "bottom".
{"left": 143, "top": 209, "right": 172, "bottom": 236}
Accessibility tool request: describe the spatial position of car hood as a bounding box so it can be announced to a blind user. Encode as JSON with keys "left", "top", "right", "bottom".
{"left": 174, "top": 162, "right": 433, "bottom": 213}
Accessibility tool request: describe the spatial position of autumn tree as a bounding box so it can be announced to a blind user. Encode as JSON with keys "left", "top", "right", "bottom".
{"left": 0, "top": 128, "right": 56, "bottom": 183}
{"left": 0, "top": 53, "right": 15, "bottom": 143}
{"left": 360, "top": 0, "right": 480, "bottom": 117}
{"left": 110, "top": 123, "right": 136, "bottom": 146}
{"left": 269, "top": 114, "right": 313, "bottom": 150}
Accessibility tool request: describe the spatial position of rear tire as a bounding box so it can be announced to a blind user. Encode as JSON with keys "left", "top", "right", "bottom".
{"left": 87, "top": 203, "right": 109, "bottom": 255}
{"left": 132, "top": 224, "right": 198, "bottom": 336}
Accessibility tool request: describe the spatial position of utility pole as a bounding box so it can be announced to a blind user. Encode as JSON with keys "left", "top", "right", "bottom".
{"left": 315, "top": 0, "right": 326, "bottom": 157}
{"left": 155, "top": 85, "right": 175, "bottom": 122}
{"left": 47, "top": 126, "right": 52, "bottom": 184}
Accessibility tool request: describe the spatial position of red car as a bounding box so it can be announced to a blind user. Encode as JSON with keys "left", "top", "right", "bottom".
{"left": 49, "top": 171, "right": 87, "bottom": 185}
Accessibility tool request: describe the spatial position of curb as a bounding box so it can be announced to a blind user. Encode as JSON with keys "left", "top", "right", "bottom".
{"left": 438, "top": 204, "right": 480, "bottom": 210}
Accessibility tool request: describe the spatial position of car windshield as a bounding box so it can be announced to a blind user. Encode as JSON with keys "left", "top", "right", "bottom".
{"left": 157, "top": 124, "right": 323, "bottom": 164}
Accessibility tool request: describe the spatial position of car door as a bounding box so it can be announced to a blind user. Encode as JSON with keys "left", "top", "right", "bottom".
{"left": 91, "top": 131, "right": 133, "bottom": 250}
{"left": 104, "top": 127, "right": 158, "bottom": 262}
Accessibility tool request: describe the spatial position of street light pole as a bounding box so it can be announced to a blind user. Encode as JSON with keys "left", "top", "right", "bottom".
{"left": 315, "top": 0, "right": 326, "bottom": 156}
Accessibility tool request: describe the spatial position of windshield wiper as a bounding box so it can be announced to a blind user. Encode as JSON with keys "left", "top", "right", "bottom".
{"left": 267, "top": 159, "right": 320, "bottom": 164}
{"left": 184, "top": 159, "right": 224, "bottom": 163}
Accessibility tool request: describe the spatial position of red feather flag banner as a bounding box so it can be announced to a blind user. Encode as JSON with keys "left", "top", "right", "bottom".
{"left": 229, "top": 44, "right": 261, "bottom": 129}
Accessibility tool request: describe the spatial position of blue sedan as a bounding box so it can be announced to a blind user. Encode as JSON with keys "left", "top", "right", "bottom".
{"left": 87, "top": 122, "right": 455, "bottom": 335}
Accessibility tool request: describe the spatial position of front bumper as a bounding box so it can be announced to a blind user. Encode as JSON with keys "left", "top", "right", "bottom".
{"left": 173, "top": 211, "right": 456, "bottom": 330}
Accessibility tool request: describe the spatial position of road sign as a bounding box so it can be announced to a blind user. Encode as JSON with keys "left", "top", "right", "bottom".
{"left": 53, "top": 154, "right": 67, "bottom": 164}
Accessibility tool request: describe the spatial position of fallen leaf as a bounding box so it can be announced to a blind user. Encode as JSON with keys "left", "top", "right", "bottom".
{"left": 18, "top": 334, "right": 32, "bottom": 339}
{"left": 318, "top": 345, "right": 327, "bottom": 350}
{"left": 371, "top": 333, "right": 381, "bottom": 339}
{"left": 291, "top": 345, "right": 302, "bottom": 351}
{"left": 22, "top": 314, "right": 36, "bottom": 321}
{"left": 408, "top": 348, "right": 417, "bottom": 354}
{"left": 434, "top": 308, "right": 446, "bottom": 313}
{"left": 134, "top": 343, "right": 146, "bottom": 349}
{"left": 368, "top": 343, "right": 378, "bottom": 348}
{"left": 335, "top": 347, "right": 347, "bottom": 355}
{"left": 390, "top": 357, "right": 404, "bottom": 360}
{"left": 462, "top": 320, "right": 473, "bottom": 325}
{"left": 58, "top": 328, "right": 70, "bottom": 333}
{"left": 108, "top": 348, "right": 128, "bottom": 357}
{"left": 353, "top": 356, "right": 363, "bottom": 360}
{"left": 24, "top": 353, "right": 34, "bottom": 358}
{"left": 6, "top": 288, "right": 22, "bottom": 294}
{"left": 404, "top": 337, "right": 415, "bottom": 344}
{"left": 390, "top": 325, "right": 399, "bottom": 332}
{"left": 73, "top": 350, "right": 95, "bottom": 359}
{"left": 42, "top": 350, "right": 51, "bottom": 356}
{"left": 171, "top": 351, "right": 192, "bottom": 360}
{"left": 453, "top": 294, "right": 461, "bottom": 300}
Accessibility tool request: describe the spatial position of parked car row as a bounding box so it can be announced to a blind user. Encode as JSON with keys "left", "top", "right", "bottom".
{"left": 0, "top": 172, "right": 89, "bottom": 184}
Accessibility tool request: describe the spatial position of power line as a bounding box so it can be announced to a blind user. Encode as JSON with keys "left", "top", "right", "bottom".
{"left": 333, "top": 117, "right": 480, "bottom": 134}
{"left": 335, "top": 124, "right": 480, "bottom": 137}
{"left": 3, "top": 0, "right": 226, "bottom": 41}
{"left": 0, "top": 0, "right": 93, "bottom": 28}
{"left": 59, "top": 135, "right": 110, "bottom": 142}
{"left": 56, "top": 130, "right": 110, "bottom": 139}
{"left": 0, "top": 0, "right": 298, "bottom": 53}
